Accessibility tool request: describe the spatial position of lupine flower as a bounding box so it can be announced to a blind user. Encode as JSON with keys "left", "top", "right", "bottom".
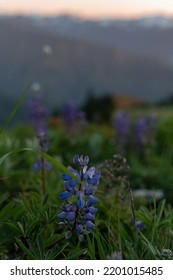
{"left": 134, "top": 115, "right": 157, "bottom": 152}
{"left": 29, "top": 95, "right": 47, "bottom": 138}
{"left": 97, "top": 154, "right": 129, "bottom": 189}
{"left": 134, "top": 117, "right": 148, "bottom": 151}
{"left": 28, "top": 94, "right": 51, "bottom": 195}
{"left": 28, "top": 94, "right": 51, "bottom": 171}
{"left": 58, "top": 154, "right": 100, "bottom": 241}
{"left": 112, "top": 111, "right": 131, "bottom": 153}
{"left": 63, "top": 99, "right": 86, "bottom": 129}
{"left": 135, "top": 220, "right": 144, "bottom": 229}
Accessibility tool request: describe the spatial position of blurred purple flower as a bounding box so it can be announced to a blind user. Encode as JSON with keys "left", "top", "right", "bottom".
{"left": 63, "top": 99, "right": 87, "bottom": 128}
{"left": 134, "top": 115, "right": 157, "bottom": 152}
{"left": 113, "top": 111, "right": 131, "bottom": 153}
{"left": 135, "top": 220, "right": 144, "bottom": 229}
{"left": 28, "top": 94, "right": 51, "bottom": 171}
{"left": 28, "top": 95, "right": 48, "bottom": 139}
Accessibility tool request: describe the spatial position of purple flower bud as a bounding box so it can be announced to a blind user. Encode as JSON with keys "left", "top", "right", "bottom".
{"left": 77, "top": 199, "right": 85, "bottom": 209}
{"left": 57, "top": 212, "right": 67, "bottom": 220}
{"left": 85, "top": 188, "right": 94, "bottom": 195}
{"left": 68, "top": 167, "right": 80, "bottom": 178}
{"left": 87, "top": 207, "right": 98, "bottom": 214}
{"left": 135, "top": 220, "right": 144, "bottom": 229}
{"left": 87, "top": 173, "right": 100, "bottom": 185}
{"left": 87, "top": 195, "right": 98, "bottom": 205}
{"left": 59, "top": 191, "right": 71, "bottom": 200}
{"left": 32, "top": 161, "right": 41, "bottom": 171}
{"left": 62, "top": 173, "right": 72, "bottom": 181}
{"left": 83, "top": 212, "right": 94, "bottom": 221}
{"left": 67, "top": 211, "right": 76, "bottom": 221}
{"left": 78, "top": 234, "right": 84, "bottom": 242}
{"left": 65, "top": 231, "right": 72, "bottom": 239}
{"left": 85, "top": 221, "right": 95, "bottom": 229}
{"left": 84, "top": 167, "right": 95, "bottom": 179}
{"left": 76, "top": 224, "right": 83, "bottom": 234}
{"left": 73, "top": 154, "right": 89, "bottom": 166}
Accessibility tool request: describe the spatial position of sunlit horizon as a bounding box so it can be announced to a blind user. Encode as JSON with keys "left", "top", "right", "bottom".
{"left": 1, "top": 1, "right": 173, "bottom": 19}
{"left": 1, "top": 10, "right": 173, "bottom": 20}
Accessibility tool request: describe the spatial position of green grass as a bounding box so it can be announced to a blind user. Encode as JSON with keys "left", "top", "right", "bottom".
{"left": 0, "top": 105, "right": 173, "bottom": 259}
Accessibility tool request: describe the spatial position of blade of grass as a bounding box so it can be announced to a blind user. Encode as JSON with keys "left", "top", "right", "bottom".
{"left": 0, "top": 85, "right": 30, "bottom": 136}
{"left": 0, "top": 148, "right": 81, "bottom": 184}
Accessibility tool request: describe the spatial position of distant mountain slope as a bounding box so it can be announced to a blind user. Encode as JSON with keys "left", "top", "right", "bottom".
{"left": 1, "top": 15, "right": 173, "bottom": 124}
{"left": 28, "top": 15, "right": 173, "bottom": 65}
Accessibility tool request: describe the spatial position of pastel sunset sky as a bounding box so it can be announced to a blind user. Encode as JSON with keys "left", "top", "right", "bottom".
{"left": 0, "top": 0, "right": 172, "bottom": 18}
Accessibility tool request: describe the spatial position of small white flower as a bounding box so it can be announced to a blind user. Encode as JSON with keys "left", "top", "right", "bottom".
{"left": 42, "top": 44, "right": 53, "bottom": 56}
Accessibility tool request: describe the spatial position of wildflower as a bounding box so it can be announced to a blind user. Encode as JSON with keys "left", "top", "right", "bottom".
{"left": 112, "top": 111, "right": 131, "bottom": 153}
{"left": 97, "top": 154, "right": 129, "bottom": 188}
{"left": 58, "top": 154, "right": 100, "bottom": 241}
{"left": 134, "top": 117, "right": 148, "bottom": 151}
{"left": 28, "top": 95, "right": 51, "bottom": 170}
{"left": 63, "top": 99, "right": 86, "bottom": 129}
{"left": 28, "top": 94, "right": 51, "bottom": 194}
{"left": 28, "top": 95, "right": 47, "bottom": 137}
{"left": 135, "top": 220, "right": 144, "bottom": 229}
{"left": 134, "top": 115, "right": 157, "bottom": 152}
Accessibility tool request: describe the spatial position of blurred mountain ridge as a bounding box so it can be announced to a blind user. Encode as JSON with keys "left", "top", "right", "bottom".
{"left": 1, "top": 14, "right": 173, "bottom": 123}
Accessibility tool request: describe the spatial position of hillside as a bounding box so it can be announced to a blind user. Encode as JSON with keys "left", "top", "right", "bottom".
{"left": 1, "top": 15, "right": 173, "bottom": 124}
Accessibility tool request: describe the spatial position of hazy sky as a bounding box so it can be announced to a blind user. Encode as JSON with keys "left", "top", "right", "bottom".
{"left": 0, "top": 0, "right": 173, "bottom": 18}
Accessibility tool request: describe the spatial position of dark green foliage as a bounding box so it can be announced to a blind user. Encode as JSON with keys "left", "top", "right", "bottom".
{"left": 1, "top": 106, "right": 173, "bottom": 259}
{"left": 82, "top": 92, "right": 115, "bottom": 123}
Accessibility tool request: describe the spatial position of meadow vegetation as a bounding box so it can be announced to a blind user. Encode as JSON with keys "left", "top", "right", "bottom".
{"left": 0, "top": 95, "right": 173, "bottom": 260}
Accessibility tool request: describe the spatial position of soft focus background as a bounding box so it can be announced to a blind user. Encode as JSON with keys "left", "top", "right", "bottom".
{"left": 1, "top": 1, "right": 173, "bottom": 260}
{"left": 1, "top": 1, "right": 173, "bottom": 123}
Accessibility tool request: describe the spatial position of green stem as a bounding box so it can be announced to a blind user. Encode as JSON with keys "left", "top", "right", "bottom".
{"left": 40, "top": 154, "right": 46, "bottom": 195}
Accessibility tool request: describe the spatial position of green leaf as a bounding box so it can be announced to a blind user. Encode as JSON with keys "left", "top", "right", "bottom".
{"left": 0, "top": 148, "right": 81, "bottom": 184}
{"left": 0, "top": 192, "right": 10, "bottom": 206}
{"left": 139, "top": 231, "right": 158, "bottom": 258}
{"left": 42, "top": 193, "right": 50, "bottom": 206}
{"left": 0, "top": 151, "right": 15, "bottom": 166}
{"left": 0, "top": 203, "right": 24, "bottom": 221}
{"left": 45, "top": 242, "right": 69, "bottom": 260}
{"left": 16, "top": 238, "right": 37, "bottom": 259}
{"left": 94, "top": 230, "right": 106, "bottom": 260}
{"left": 67, "top": 248, "right": 87, "bottom": 260}
{"left": 157, "top": 199, "right": 166, "bottom": 224}
{"left": 26, "top": 219, "right": 40, "bottom": 235}
{"left": 0, "top": 85, "right": 30, "bottom": 136}
{"left": 6, "top": 221, "right": 23, "bottom": 235}
{"left": 17, "top": 222, "right": 25, "bottom": 236}
{"left": 27, "top": 239, "right": 40, "bottom": 258}
{"left": 37, "top": 234, "right": 45, "bottom": 259}
{"left": 86, "top": 234, "right": 96, "bottom": 260}
{"left": 45, "top": 234, "right": 64, "bottom": 247}
{"left": 37, "top": 150, "right": 81, "bottom": 184}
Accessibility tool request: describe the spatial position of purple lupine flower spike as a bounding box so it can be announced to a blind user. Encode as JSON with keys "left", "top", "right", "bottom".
{"left": 63, "top": 99, "right": 87, "bottom": 129}
{"left": 134, "top": 115, "right": 157, "bottom": 153}
{"left": 28, "top": 94, "right": 51, "bottom": 172}
{"left": 113, "top": 111, "right": 131, "bottom": 153}
{"left": 58, "top": 154, "right": 100, "bottom": 241}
